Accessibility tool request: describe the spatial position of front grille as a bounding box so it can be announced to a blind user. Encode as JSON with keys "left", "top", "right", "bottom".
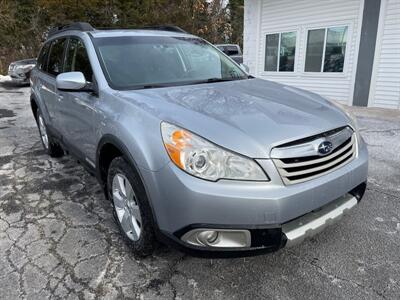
{"left": 273, "top": 128, "right": 357, "bottom": 185}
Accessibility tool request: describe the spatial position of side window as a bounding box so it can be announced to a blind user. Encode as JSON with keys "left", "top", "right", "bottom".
{"left": 48, "top": 38, "right": 67, "bottom": 76}
{"left": 64, "top": 38, "right": 93, "bottom": 82}
{"left": 324, "top": 27, "right": 348, "bottom": 72}
{"left": 264, "top": 32, "right": 296, "bottom": 72}
{"left": 305, "top": 26, "right": 348, "bottom": 72}
{"left": 226, "top": 46, "right": 239, "bottom": 56}
{"left": 37, "top": 42, "right": 51, "bottom": 71}
{"left": 304, "top": 29, "right": 325, "bottom": 72}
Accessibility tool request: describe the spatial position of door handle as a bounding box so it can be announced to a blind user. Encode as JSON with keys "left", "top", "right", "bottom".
{"left": 57, "top": 95, "right": 64, "bottom": 101}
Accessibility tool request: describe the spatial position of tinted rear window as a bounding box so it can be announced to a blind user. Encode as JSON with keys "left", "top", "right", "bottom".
{"left": 218, "top": 45, "right": 240, "bottom": 56}
{"left": 225, "top": 46, "right": 240, "bottom": 56}
{"left": 37, "top": 42, "right": 51, "bottom": 71}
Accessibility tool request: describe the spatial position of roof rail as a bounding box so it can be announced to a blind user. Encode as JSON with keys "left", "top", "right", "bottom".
{"left": 140, "top": 25, "right": 187, "bottom": 33}
{"left": 48, "top": 22, "right": 94, "bottom": 37}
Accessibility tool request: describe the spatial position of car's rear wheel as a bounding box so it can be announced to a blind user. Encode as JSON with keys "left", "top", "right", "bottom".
{"left": 36, "top": 110, "right": 64, "bottom": 157}
{"left": 107, "top": 156, "right": 156, "bottom": 257}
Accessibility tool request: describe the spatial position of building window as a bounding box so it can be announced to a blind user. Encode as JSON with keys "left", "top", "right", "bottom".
{"left": 264, "top": 32, "right": 296, "bottom": 72}
{"left": 305, "top": 26, "right": 348, "bottom": 72}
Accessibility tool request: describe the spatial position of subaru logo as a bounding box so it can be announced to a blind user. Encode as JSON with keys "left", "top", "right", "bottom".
{"left": 318, "top": 141, "right": 333, "bottom": 155}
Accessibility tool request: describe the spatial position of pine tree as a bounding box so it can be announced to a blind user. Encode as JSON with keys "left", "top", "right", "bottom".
{"left": 0, "top": 0, "right": 244, "bottom": 74}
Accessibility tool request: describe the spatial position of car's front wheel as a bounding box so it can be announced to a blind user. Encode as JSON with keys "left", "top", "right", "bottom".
{"left": 107, "top": 157, "right": 156, "bottom": 257}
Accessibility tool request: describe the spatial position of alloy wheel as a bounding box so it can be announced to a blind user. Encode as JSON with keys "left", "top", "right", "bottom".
{"left": 38, "top": 114, "right": 49, "bottom": 149}
{"left": 112, "top": 173, "right": 142, "bottom": 241}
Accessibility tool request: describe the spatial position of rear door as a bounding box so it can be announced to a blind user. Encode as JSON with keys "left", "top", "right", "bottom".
{"left": 33, "top": 41, "right": 51, "bottom": 116}
{"left": 57, "top": 37, "right": 97, "bottom": 162}
{"left": 40, "top": 38, "right": 67, "bottom": 131}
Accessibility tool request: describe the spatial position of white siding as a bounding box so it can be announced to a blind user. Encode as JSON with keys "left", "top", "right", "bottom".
{"left": 243, "top": 0, "right": 262, "bottom": 73}
{"left": 244, "top": 0, "right": 364, "bottom": 104}
{"left": 369, "top": 0, "right": 400, "bottom": 109}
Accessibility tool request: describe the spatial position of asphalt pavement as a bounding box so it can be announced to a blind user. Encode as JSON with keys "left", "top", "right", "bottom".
{"left": 0, "top": 85, "right": 399, "bottom": 299}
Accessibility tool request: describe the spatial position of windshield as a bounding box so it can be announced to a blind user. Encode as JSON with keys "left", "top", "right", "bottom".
{"left": 93, "top": 36, "right": 248, "bottom": 90}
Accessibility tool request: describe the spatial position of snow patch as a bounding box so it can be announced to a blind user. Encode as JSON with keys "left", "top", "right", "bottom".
{"left": 0, "top": 75, "right": 12, "bottom": 83}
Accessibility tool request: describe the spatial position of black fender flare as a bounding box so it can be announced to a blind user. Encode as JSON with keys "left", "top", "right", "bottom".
{"left": 30, "top": 94, "right": 39, "bottom": 120}
{"left": 96, "top": 134, "right": 140, "bottom": 187}
{"left": 95, "top": 134, "right": 160, "bottom": 229}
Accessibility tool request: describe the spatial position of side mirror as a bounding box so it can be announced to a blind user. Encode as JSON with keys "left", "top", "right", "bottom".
{"left": 240, "top": 63, "right": 250, "bottom": 73}
{"left": 56, "top": 72, "right": 87, "bottom": 91}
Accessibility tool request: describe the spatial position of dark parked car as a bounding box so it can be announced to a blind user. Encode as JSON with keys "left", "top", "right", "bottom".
{"left": 8, "top": 58, "right": 37, "bottom": 84}
{"left": 215, "top": 44, "right": 243, "bottom": 64}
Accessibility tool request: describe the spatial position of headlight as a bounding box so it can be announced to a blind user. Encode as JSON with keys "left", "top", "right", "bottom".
{"left": 161, "top": 122, "right": 268, "bottom": 181}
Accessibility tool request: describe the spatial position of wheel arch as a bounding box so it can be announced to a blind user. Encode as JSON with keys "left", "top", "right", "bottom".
{"left": 96, "top": 134, "right": 160, "bottom": 229}
{"left": 96, "top": 134, "right": 151, "bottom": 199}
{"left": 30, "top": 95, "right": 39, "bottom": 121}
{"left": 97, "top": 135, "right": 135, "bottom": 191}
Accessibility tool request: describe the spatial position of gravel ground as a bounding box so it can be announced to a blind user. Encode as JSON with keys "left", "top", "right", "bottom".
{"left": 0, "top": 85, "right": 399, "bottom": 299}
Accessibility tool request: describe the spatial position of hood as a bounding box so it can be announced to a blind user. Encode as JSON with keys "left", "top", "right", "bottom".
{"left": 117, "top": 78, "right": 351, "bottom": 158}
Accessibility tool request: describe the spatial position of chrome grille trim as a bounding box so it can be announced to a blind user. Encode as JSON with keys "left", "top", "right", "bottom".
{"left": 272, "top": 128, "right": 357, "bottom": 185}
{"left": 271, "top": 127, "right": 353, "bottom": 159}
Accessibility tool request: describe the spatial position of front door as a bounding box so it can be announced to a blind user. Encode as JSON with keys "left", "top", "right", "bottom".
{"left": 57, "top": 37, "right": 97, "bottom": 164}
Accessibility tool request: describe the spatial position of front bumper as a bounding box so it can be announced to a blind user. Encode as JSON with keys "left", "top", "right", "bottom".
{"left": 156, "top": 185, "right": 365, "bottom": 258}
{"left": 282, "top": 192, "right": 359, "bottom": 247}
{"left": 140, "top": 140, "right": 368, "bottom": 256}
{"left": 8, "top": 69, "right": 29, "bottom": 84}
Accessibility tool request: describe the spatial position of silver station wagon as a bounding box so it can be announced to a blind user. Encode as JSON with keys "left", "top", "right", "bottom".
{"left": 30, "top": 22, "right": 368, "bottom": 257}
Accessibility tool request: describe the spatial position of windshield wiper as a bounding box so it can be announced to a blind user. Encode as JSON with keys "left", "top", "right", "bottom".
{"left": 142, "top": 84, "right": 168, "bottom": 89}
{"left": 204, "top": 77, "right": 239, "bottom": 83}
{"left": 127, "top": 77, "right": 247, "bottom": 90}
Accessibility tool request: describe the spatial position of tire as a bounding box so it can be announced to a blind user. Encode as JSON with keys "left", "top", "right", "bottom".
{"left": 36, "top": 109, "right": 64, "bottom": 157}
{"left": 107, "top": 156, "right": 156, "bottom": 257}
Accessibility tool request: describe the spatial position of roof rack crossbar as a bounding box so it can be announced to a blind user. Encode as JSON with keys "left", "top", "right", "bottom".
{"left": 48, "top": 22, "right": 94, "bottom": 37}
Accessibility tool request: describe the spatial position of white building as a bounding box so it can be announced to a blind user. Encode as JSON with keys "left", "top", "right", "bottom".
{"left": 243, "top": 0, "right": 400, "bottom": 109}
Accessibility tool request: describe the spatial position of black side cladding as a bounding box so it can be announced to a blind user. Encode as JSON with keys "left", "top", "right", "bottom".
{"left": 350, "top": 182, "right": 367, "bottom": 201}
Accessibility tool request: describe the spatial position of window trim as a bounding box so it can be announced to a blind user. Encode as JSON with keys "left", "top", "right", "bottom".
{"left": 37, "top": 35, "right": 95, "bottom": 83}
{"left": 304, "top": 25, "right": 349, "bottom": 74}
{"left": 262, "top": 30, "right": 298, "bottom": 74}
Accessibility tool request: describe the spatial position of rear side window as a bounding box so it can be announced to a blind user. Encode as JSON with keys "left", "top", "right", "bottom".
{"left": 218, "top": 46, "right": 240, "bottom": 56}
{"left": 64, "top": 38, "right": 93, "bottom": 82}
{"left": 48, "top": 38, "right": 67, "bottom": 76}
{"left": 37, "top": 42, "right": 51, "bottom": 71}
{"left": 225, "top": 46, "right": 240, "bottom": 56}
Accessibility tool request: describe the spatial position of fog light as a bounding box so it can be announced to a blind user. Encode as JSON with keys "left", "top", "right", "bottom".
{"left": 197, "top": 230, "right": 219, "bottom": 245}
{"left": 181, "top": 229, "right": 251, "bottom": 248}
